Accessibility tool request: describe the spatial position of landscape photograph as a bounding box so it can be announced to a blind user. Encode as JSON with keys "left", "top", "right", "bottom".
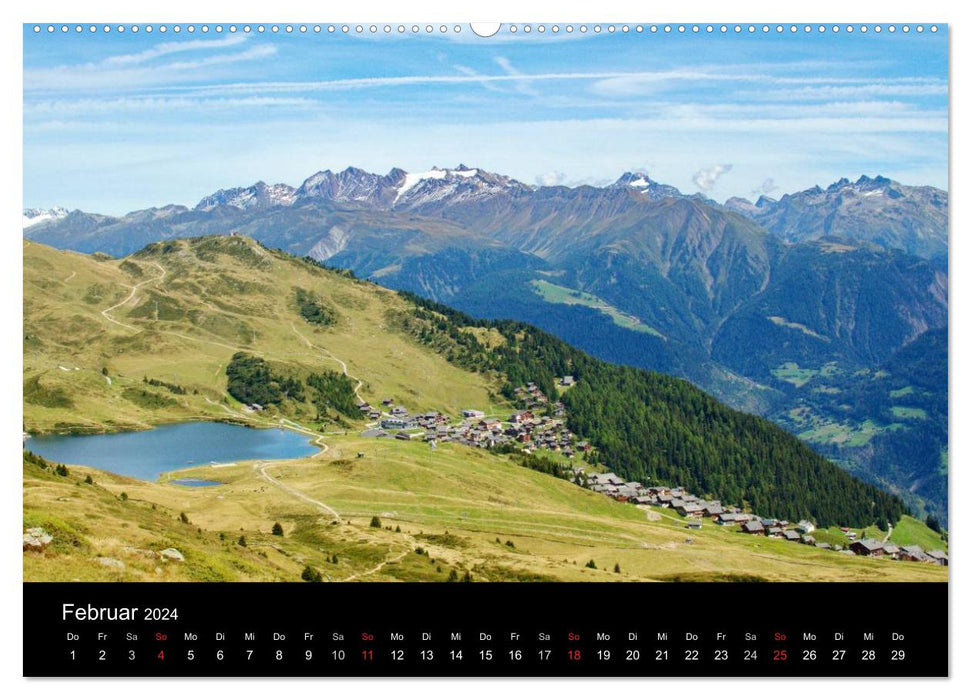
{"left": 23, "top": 23, "right": 948, "bottom": 583}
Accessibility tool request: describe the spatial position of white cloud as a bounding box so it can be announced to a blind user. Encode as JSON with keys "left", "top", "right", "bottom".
{"left": 535, "top": 115, "right": 946, "bottom": 135}
{"left": 692, "top": 164, "right": 733, "bottom": 192}
{"left": 751, "top": 178, "right": 779, "bottom": 198}
{"left": 150, "top": 72, "right": 614, "bottom": 95}
{"left": 25, "top": 43, "right": 276, "bottom": 91}
{"left": 535, "top": 171, "right": 567, "bottom": 186}
{"left": 592, "top": 72, "right": 946, "bottom": 98}
{"left": 159, "top": 44, "right": 276, "bottom": 71}
{"left": 749, "top": 83, "right": 948, "bottom": 101}
{"left": 25, "top": 95, "right": 318, "bottom": 116}
{"left": 124, "top": 70, "right": 948, "bottom": 107}
{"left": 494, "top": 56, "right": 537, "bottom": 95}
{"left": 100, "top": 35, "right": 249, "bottom": 67}
{"left": 651, "top": 100, "right": 932, "bottom": 120}
{"left": 452, "top": 64, "right": 507, "bottom": 93}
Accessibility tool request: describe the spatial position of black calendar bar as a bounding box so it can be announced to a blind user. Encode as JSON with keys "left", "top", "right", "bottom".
{"left": 24, "top": 582, "right": 947, "bottom": 677}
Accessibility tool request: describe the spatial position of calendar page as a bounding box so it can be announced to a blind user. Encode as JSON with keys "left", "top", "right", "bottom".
{"left": 22, "top": 20, "right": 948, "bottom": 678}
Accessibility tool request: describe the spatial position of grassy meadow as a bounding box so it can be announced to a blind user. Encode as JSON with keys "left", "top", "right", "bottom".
{"left": 24, "top": 237, "right": 500, "bottom": 436}
{"left": 24, "top": 438, "right": 948, "bottom": 583}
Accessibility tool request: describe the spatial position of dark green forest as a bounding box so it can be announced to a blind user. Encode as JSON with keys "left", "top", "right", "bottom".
{"left": 396, "top": 291, "right": 907, "bottom": 528}
{"left": 225, "top": 352, "right": 358, "bottom": 420}
{"left": 226, "top": 352, "right": 305, "bottom": 407}
{"left": 294, "top": 287, "right": 338, "bottom": 326}
{"left": 305, "top": 370, "right": 360, "bottom": 417}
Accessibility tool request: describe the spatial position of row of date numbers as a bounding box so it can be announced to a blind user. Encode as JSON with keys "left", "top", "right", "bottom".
{"left": 71, "top": 647, "right": 908, "bottom": 664}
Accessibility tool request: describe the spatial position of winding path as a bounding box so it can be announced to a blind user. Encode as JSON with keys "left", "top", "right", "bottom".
{"left": 341, "top": 547, "right": 411, "bottom": 582}
{"left": 101, "top": 262, "right": 167, "bottom": 332}
{"left": 278, "top": 418, "right": 330, "bottom": 455}
{"left": 290, "top": 322, "right": 365, "bottom": 402}
{"left": 253, "top": 460, "right": 341, "bottom": 520}
{"left": 251, "top": 459, "right": 421, "bottom": 581}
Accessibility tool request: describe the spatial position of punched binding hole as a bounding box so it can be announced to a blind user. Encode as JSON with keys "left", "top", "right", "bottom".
{"left": 470, "top": 23, "right": 501, "bottom": 38}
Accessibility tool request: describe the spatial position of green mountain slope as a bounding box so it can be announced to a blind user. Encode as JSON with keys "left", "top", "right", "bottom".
{"left": 24, "top": 236, "right": 939, "bottom": 582}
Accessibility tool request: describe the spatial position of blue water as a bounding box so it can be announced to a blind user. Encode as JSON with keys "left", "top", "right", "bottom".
{"left": 25, "top": 422, "right": 317, "bottom": 481}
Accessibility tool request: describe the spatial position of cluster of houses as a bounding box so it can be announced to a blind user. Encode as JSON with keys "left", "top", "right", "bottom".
{"left": 847, "top": 539, "right": 948, "bottom": 565}
{"left": 355, "top": 397, "right": 399, "bottom": 421}
{"left": 510, "top": 381, "right": 568, "bottom": 418}
{"left": 574, "top": 469, "right": 948, "bottom": 565}
{"left": 405, "top": 410, "right": 574, "bottom": 452}
{"left": 512, "top": 382, "right": 549, "bottom": 409}
{"left": 733, "top": 515, "right": 821, "bottom": 545}
{"left": 357, "top": 392, "right": 578, "bottom": 453}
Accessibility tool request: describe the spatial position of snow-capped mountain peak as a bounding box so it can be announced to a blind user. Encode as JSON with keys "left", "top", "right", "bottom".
{"left": 610, "top": 172, "right": 684, "bottom": 200}
{"left": 612, "top": 171, "right": 652, "bottom": 188}
{"left": 295, "top": 167, "right": 406, "bottom": 207}
{"left": 393, "top": 166, "right": 480, "bottom": 204}
{"left": 195, "top": 165, "right": 529, "bottom": 212}
{"left": 196, "top": 182, "right": 296, "bottom": 211}
{"left": 823, "top": 174, "right": 894, "bottom": 195}
{"left": 23, "top": 206, "right": 69, "bottom": 229}
{"left": 391, "top": 165, "right": 530, "bottom": 209}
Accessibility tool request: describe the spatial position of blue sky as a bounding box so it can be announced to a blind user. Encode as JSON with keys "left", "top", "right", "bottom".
{"left": 23, "top": 24, "right": 948, "bottom": 215}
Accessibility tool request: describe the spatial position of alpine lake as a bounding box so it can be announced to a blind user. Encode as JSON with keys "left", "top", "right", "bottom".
{"left": 25, "top": 421, "right": 318, "bottom": 484}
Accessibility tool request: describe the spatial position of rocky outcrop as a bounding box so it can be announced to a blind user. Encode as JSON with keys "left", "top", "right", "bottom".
{"left": 23, "top": 527, "right": 53, "bottom": 551}
{"left": 159, "top": 548, "right": 185, "bottom": 562}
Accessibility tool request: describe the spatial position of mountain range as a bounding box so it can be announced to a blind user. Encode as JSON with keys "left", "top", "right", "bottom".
{"left": 725, "top": 175, "right": 948, "bottom": 263}
{"left": 24, "top": 165, "right": 949, "bottom": 523}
